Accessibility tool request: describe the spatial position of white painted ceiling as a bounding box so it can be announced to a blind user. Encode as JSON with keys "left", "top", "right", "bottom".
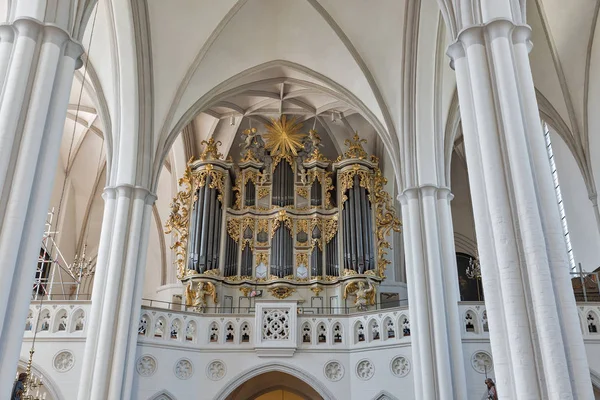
{"left": 47, "top": 0, "right": 600, "bottom": 283}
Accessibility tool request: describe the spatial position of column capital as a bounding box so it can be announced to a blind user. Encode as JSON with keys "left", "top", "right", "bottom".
{"left": 103, "top": 184, "right": 157, "bottom": 205}
{"left": 398, "top": 185, "right": 453, "bottom": 202}
{"left": 447, "top": 18, "right": 533, "bottom": 66}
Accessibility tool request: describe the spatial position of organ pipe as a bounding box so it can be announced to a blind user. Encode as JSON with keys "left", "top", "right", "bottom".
{"left": 167, "top": 130, "right": 400, "bottom": 288}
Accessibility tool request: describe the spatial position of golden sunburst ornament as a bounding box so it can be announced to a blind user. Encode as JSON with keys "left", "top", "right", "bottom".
{"left": 263, "top": 115, "right": 306, "bottom": 157}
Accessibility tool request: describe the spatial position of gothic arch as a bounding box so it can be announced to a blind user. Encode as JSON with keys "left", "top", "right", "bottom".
{"left": 17, "top": 358, "right": 63, "bottom": 400}
{"left": 214, "top": 362, "right": 336, "bottom": 400}
{"left": 152, "top": 60, "right": 400, "bottom": 192}
{"left": 148, "top": 390, "right": 177, "bottom": 400}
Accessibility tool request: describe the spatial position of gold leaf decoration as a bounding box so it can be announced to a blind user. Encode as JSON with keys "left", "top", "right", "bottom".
{"left": 165, "top": 164, "right": 194, "bottom": 280}
{"left": 341, "top": 132, "right": 369, "bottom": 160}
{"left": 339, "top": 164, "right": 371, "bottom": 206}
{"left": 268, "top": 287, "right": 296, "bottom": 299}
{"left": 257, "top": 187, "right": 270, "bottom": 199}
{"left": 199, "top": 137, "right": 223, "bottom": 161}
{"left": 297, "top": 187, "right": 309, "bottom": 198}
{"left": 264, "top": 115, "right": 306, "bottom": 157}
{"left": 370, "top": 168, "right": 402, "bottom": 277}
{"left": 227, "top": 218, "right": 241, "bottom": 242}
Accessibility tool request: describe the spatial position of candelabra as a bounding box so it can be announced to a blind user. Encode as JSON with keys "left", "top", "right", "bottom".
{"left": 21, "top": 349, "right": 45, "bottom": 400}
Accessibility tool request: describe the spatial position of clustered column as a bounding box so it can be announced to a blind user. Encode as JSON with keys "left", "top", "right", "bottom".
{"left": 78, "top": 185, "right": 156, "bottom": 400}
{"left": 447, "top": 17, "right": 593, "bottom": 400}
{"left": 0, "top": 9, "right": 84, "bottom": 392}
{"left": 399, "top": 186, "right": 467, "bottom": 400}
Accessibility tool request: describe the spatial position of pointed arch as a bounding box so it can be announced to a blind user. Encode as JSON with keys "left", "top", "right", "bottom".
{"left": 213, "top": 362, "right": 336, "bottom": 400}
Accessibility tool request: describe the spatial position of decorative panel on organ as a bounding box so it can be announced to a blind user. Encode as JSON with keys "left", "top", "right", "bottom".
{"left": 166, "top": 116, "right": 400, "bottom": 312}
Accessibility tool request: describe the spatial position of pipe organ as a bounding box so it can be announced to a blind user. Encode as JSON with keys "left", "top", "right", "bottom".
{"left": 166, "top": 117, "right": 400, "bottom": 312}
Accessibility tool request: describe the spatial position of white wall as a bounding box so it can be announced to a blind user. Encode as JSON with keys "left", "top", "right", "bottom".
{"left": 550, "top": 129, "right": 600, "bottom": 271}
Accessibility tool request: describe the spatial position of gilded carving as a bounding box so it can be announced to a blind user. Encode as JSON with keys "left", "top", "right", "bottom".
{"left": 270, "top": 210, "right": 293, "bottom": 238}
{"left": 264, "top": 116, "right": 306, "bottom": 157}
{"left": 323, "top": 217, "right": 338, "bottom": 244}
{"left": 255, "top": 252, "right": 269, "bottom": 266}
{"left": 340, "top": 133, "right": 369, "bottom": 160}
{"left": 165, "top": 163, "right": 194, "bottom": 280}
{"left": 370, "top": 168, "right": 401, "bottom": 277}
{"left": 184, "top": 281, "right": 218, "bottom": 312}
{"left": 297, "top": 187, "right": 309, "bottom": 198}
{"left": 343, "top": 278, "right": 376, "bottom": 311}
{"left": 227, "top": 218, "right": 241, "bottom": 242}
{"left": 268, "top": 287, "right": 296, "bottom": 299}
{"left": 296, "top": 253, "right": 309, "bottom": 267}
{"left": 339, "top": 165, "right": 371, "bottom": 206}
{"left": 257, "top": 187, "right": 270, "bottom": 199}
{"left": 198, "top": 137, "right": 224, "bottom": 161}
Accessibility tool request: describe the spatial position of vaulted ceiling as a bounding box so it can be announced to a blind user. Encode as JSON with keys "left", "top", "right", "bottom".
{"left": 47, "top": 0, "right": 600, "bottom": 287}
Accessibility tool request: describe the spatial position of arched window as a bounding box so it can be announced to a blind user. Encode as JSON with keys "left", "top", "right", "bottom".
{"left": 383, "top": 317, "right": 395, "bottom": 339}
{"left": 154, "top": 317, "right": 166, "bottom": 338}
{"left": 332, "top": 322, "right": 343, "bottom": 344}
{"left": 185, "top": 321, "right": 196, "bottom": 342}
{"left": 355, "top": 322, "right": 365, "bottom": 343}
{"left": 368, "top": 319, "right": 380, "bottom": 341}
{"left": 170, "top": 319, "right": 182, "bottom": 340}
{"left": 588, "top": 312, "right": 598, "bottom": 334}
{"left": 465, "top": 310, "right": 478, "bottom": 333}
{"left": 456, "top": 252, "right": 483, "bottom": 301}
{"left": 209, "top": 322, "right": 219, "bottom": 343}
{"left": 225, "top": 322, "right": 235, "bottom": 343}
{"left": 317, "top": 322, "right": 327, "bottom": 344}
{"left": 302, "top": 322, "right": 312, "bottom": 344}
{"left": 240, "top": 322, "right": 251, "bottom": 343}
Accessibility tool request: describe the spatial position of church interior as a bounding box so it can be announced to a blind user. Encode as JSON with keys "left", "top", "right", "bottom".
{"left": 2, "top": 0, "right": 600, "bottom": 399}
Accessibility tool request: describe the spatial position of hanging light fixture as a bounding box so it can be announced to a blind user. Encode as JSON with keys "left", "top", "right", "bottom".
{"left": 230, "top": 115, "right": 235, "bottom": 126}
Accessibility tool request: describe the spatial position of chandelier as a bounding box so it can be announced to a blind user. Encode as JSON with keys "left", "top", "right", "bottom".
{"left": 21, "top": 349, "right": 44, "bottom": 400}
{"left": 466, "top": 253, "right": 481, "bottom": 279}
{"left": 68, "top": 244, "right": 95, "bottom": 279}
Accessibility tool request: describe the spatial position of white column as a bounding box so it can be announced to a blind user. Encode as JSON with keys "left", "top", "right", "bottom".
{"left": 0, "top": 14, "right": 83, "bottom": 392}
{"left": 447, "top": 18, "right": 594, "bottom": 400}
{"left": 77, "top": 185, "right": 156, "bottom": 400}
{"left": 399, "top": 185, "right": 467, "bottom": 400}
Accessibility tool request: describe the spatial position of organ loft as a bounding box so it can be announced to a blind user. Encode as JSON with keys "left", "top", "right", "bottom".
{"left": 165, "top": 116, "right": 400, "bottom": 312}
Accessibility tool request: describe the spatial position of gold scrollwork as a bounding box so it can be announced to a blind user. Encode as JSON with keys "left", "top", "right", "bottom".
{"left": 257, "top": 187, "right": 270, "bottom": 199}
{"left": 198, "top": 137, "right": 224, "bottom": 161}
{"left": 270, "top": 210, "right": 293, "bottom": 238}
{"left": 370, "top": 168, "right": 402, "bottom": 277}
{"left": 339, "top": 132, "right": 369, "bottom": 160}
{"left": 297, "top": 187, "right": 309, "bottom": 198}
{"left": 232, "top": 174, "right": 242, "bottom": 210}
{"left": 255, "top": 252, "right": 269, "bottom": 266}
{"left": 268, "top": 287, "right": 296, "bottom": 299}
{"left": 339, "top": 164, "right": 372, "bottom": 206}
{"left": 195, "top": 165, "right": 226, "bottom": 203}
{"left": 323, "top": 217, "right": 338, "bottom": 244}
{"left": 227, "top": 218, "right": 241, "bottom": 242}
{"left": 296, "top": 219, "right": 309, "bottom": 234}
{"left": 165, "top": 163, "right": 194, "bottom": 280}
{"left": 296, "top": 253, "right": 308, "bottom": 267}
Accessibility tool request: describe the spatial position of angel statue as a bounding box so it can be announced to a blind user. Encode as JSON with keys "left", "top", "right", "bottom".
{"left": 343, "top": 278, "right": 376, "bottom": 311}
{"left": 184, "top": 281, "right": 218, "bottom": 313}
{"left": 240, "top": 127, "right": 257, "bottom": 152}
{"left": 307, "top": 129, "right": 323, "bottom": 150}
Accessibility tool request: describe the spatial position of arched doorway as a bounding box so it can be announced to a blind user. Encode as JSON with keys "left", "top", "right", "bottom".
{"left": 215, "top": 363, "right": 335, "bottom": 400}
{"left": 226, "top": 371, "right": 322, "bottom": 400}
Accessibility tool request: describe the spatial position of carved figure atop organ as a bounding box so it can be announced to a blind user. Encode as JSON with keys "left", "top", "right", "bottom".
{"left": 165, "top": 116, "right": 401, "bottom": 312}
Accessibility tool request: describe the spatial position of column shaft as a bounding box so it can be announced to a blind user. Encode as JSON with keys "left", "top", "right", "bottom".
{"left": 400, "top": 186, "right": 467, "bottom": 400}
{"left": 0, "top": 18, "right": 82, "bottom": 392}
{"left": 78, "top": 185, "right": 156, "bottom": 400}
{"left": 448, "top": 18, "right": 594, "bottom": 399}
